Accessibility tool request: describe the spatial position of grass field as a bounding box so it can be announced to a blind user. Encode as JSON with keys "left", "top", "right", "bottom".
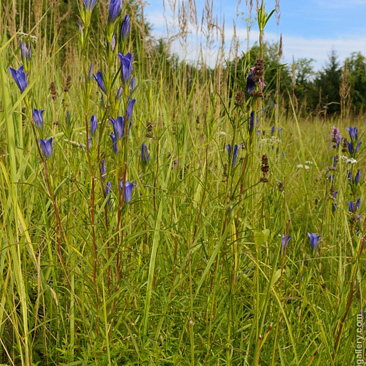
{"left": 0, "top": 0, "right": 365, "bottom": 365}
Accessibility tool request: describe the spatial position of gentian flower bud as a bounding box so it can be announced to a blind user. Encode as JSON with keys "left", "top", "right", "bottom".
{"left": 109, "top": 116, "right": 125, "bottom": 139}
{"left": 9, "top": 65, "right": 28, "bottom": 93}
{"left": 88, "top": 64, "right": 93, "bottom": 81}
{"left": 126, "top": 98, "right": 136, "bottom": 120}
{"left": 90, "top": 115, "right": 98, "bottom": 137}
{"left": 108, "top": 0, "right": 122, "bottom": 23}
{"left": 39, "top": 138, "right": 53, "bottom": 159}
{"left": 118, "top": 52, "right": 133, "bottom": 83}
{"left": 249, "top": 111, "right": 255, "bottom": 134}
{"left": 84, "top": 0, "right": 97, "bottom": 11}
{"left": 130, "top": 77, "right": 136, "bottom": 93}
{"left": 101, "top": 160, "right": 107, "bottom": 180}
{"left": 33, "top": 109, "right": 45, "bottom": 129}
{"left": 332, "top": 191, "right": 338, "bottom": 212}
{"left": 110, "top": 133, "right": 118, "bottom": 154}
{"left": 355, "top": 169, "right": 361, "bottom": 183}
{"left": 88, "top": 137, "right": 92, "bottom": 149}
{"left": 141, "top": 143, "right": 150, "bottom": 164}
{"left": 121, "top": 14, "right": 130, "bottom": 41}
{"left": 307, "top": 233, "right": 320, "bottom": 251}
{"left": 116, "top": 86, "right": 123, "bottom": 100}
{"left": 106, "top": 181, "right": 112, "bottom": 203}
{"left": 20, "top": 41, "right": 32, "bottom": 62}
{"left": 111, "top": 34, "right": 116, "bottom": 51}
{"left": 94, "top": 71, "right": 106, "bottom": 94}
{"left": 281, "top": 234, "right": 291, "bottom": 249}
{"left": 120, "top": 180, "right": 134, "bottom": 202}
{"left": 227, "top": 144, "right": 239, "bottom": 167}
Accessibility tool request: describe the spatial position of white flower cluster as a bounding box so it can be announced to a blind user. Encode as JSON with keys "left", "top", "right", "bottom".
{"left": 339, "top": 155, "right": 357, "bottom": 164}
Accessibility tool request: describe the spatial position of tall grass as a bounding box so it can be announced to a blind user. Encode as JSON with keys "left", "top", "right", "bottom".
{"left": 0, "top": 0, "right": 365, "bottom": 365}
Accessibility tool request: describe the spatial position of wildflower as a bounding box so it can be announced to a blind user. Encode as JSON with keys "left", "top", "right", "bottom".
{"left": 234, "top": 90, "right": 245, "bottom": 106}
{"left": 348, "top": 198, "right": 361, "bottom": 213}
{"left": 328, "top": 175, "right": 335, "bottom": 183}
{"left": 108, "top": 0, "right": 122, "bottom": 23}
{"left": 141, "top": 143, "right": 150, "bottom": 164}
{"left": 348, "top": 169, "right": 361, "bottom": 184}
{"left": 271, "top": 125, "right": 275, "bottom": 135}
{"left": 33, "top": 108, "right": 45, "bottom": 129}
{"left": 281, "top": 234, "right": 291, "bottom": 249}
{"left": 126, "top": 98, "right": 136, "bottom": 120}
{"left": 249, "top": 111, "right": 255, "bottom": 134}
{"left": 347, "top": 140, "right": 362, "bottom": 155}
{"left": 90, "top": 115, "right": 98, "bottom": 137}
{"left": 9, "top": 65, "right": 28, "bottom": 93}
{"left": 116, "top": 86, "right": 123, "bottom": 99}
{"left": 110, "top": 34, "right": 116, "bottom": 51}
{"left": 110, "top": 133, "right": 118, "bottom": 154}
{"left": 348, "top": 126, "right": 359, "bottom": 141}
{"left": 109, "top": 116, "right": 125, "bottom": 139}
{"left": 20, "top": 41, "right": 32, "bottom": 62}
{"left": 246, "top": 72, "right": 256, "bottom": 95}
{"left": 39, "top": 138, "right": 53, "bottom": 159}
{"left": 130, "top": 77, "right": 136, "bottom": 93}
{"left": 120, "top": 180, "right": 134, "bottom": 202}
{"left": 226, "top": 144, "right": 239, "bottom": 167}
{"left": 332, "top": 191, "right": 338, "bottom": 212}
{"left": 88, "top": 137, "right": 92, "bottom": 149}
{"left": 118, "top": 52, "right": 133, "bottom": 84}
{"left": 84, "top": 0, "right": 97, "bottom": 11}
{"left": 307, "top": 233, "right": 320, "bottom": 251}
{"left": 101, "top": 160, "right": 106, "bottom": 180}
{"left": 121, "top": 14, "right": 130, "bottom": 41}
{"left": 93, "top": 71, "right": 106, "bottom": 94}
{"left": 106, "top": 181, "right": 112, "bottom": 203}
{"left": 330, "top": 126, "right": 341, "bottom": 148}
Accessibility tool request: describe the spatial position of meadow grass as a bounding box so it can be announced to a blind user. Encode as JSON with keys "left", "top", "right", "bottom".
{"left": 0, "top": 1, "right": 365, "bottom": 365}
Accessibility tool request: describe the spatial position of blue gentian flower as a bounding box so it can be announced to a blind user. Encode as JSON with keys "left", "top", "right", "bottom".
{"left": 121, "top": 14, "right": 130, "bottom": 41}
{"left": 348, "top": 126, "right": 359, "bottom": 141}
{"left": 106, "top": 181, "right": 112, "bottom": 203}
{"left": 328, "top": 175, "right": 335, "bottom": 183}
{"left": 355, "top": 169, "right": 361, "bottom": 183}
{"left": 281, "top": 234, "right": 291, "bottom": 249}
{"left": 110, "top": 133, "right": 118, "bottom": 154}
{"left": 307, "top": 233, "right": 320, "bottom": 251}
{"left": 39, "top": 138, "right": 53, "bottom": 159}
{"left": 130, "top": 77, "right": 136, "bottom": 93}
{"left": 20, "top": 41, "right": 32, "bottom": 62}
{"left": 126, "top": 98, "right": 136, "bottom": 120}
{"left": 88, "top": 137, "right": 92, "bottom": 149}
{"left": 227, "top": 144, "right": 239, "bottom": 167}
{"left": 84, "top": 0, "right": 97, "bottom": 10}
{"left": 332, "top": 191, "right": 338, "bottom": 212}
{"left": 90, "top": 115, "right": 98, "bottom": 137}
{"left": 271, "top": 125, "right": 275, "bottom": 135}
{"left": 93, "top": 71, "right": 106, "bottom": 94}
{"left": 347, "top": 141, "right": 362, "bottom": 155}
{"left": 141, "top": 143, "right": 150, "bottom": 163}
{"left": 120, "top": 180, "right": 134, "bottom": 202}
{"left": 101, "top": 160, "right": 106, "bottom": 180}
{"left": 246, "top": 72, "right": 256, "bottom": 95}
{"left": 118, "top": 52, "right": 133, "bottom": 83}
{"left": 33, "top": 109, "right": 45, "bottom": 129}
{"left": 9, "top": 65, "right": 28, "bottom": 93}
{"left": 249, "top": 111, "right": 255, "bottom": 134}
{"left": 109, "top": 0, "right": 122, "bottom": 23}
{"left": 348, "top": 198, "right": 361, "bottom": 213}
{"left": 109, "top": 116, "right": 125, "bottom": 139}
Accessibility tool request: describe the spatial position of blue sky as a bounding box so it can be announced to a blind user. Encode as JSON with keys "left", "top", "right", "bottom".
{"left": 144, "top": 0, "right": 366, "bottom": 70}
